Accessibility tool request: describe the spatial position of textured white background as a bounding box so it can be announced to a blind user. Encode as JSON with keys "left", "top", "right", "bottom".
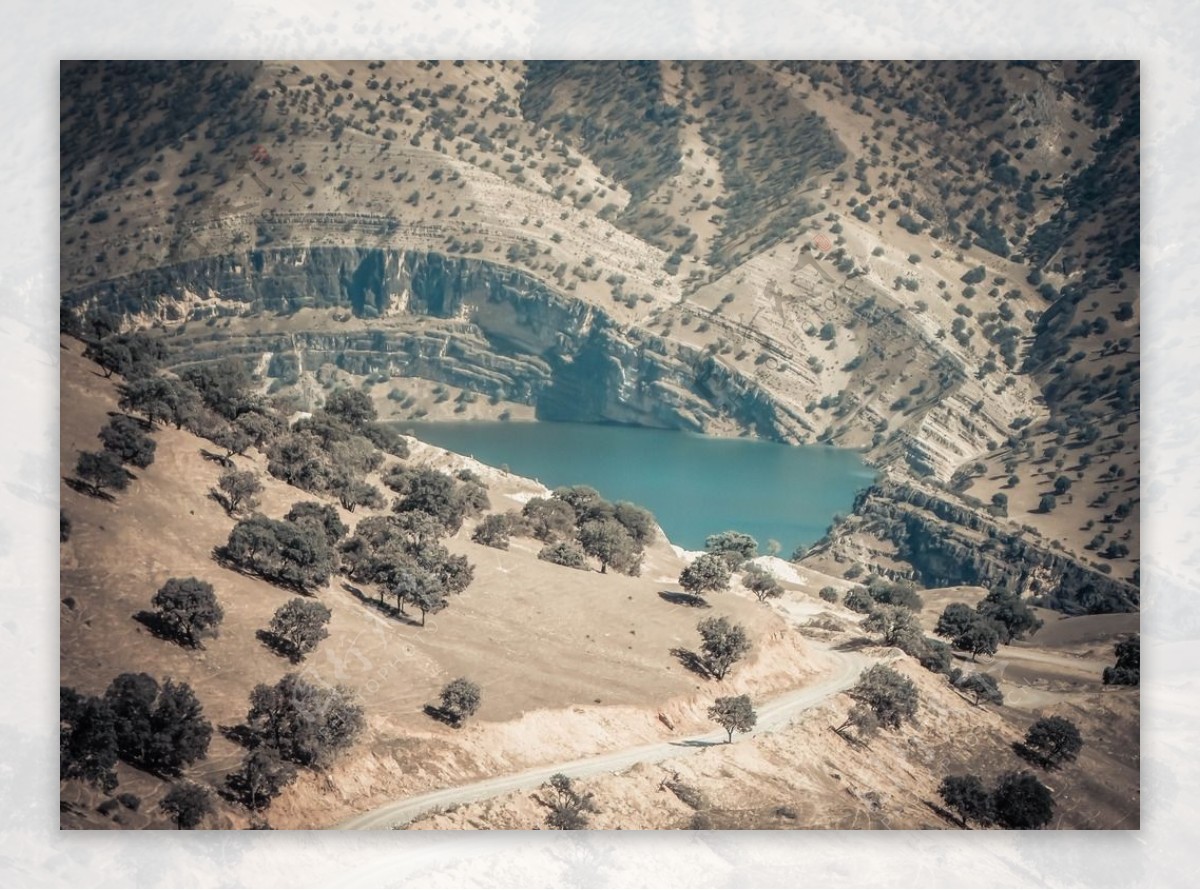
{"left": 2, "top": 1, "right": 1191, "bottom": 885}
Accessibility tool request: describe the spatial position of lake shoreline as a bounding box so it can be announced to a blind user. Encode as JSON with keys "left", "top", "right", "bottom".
{"left": 395, "top": 418, "right": 877, "bottom": 554}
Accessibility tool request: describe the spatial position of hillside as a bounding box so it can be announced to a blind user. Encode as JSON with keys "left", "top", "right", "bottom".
{"left": 59, "top": 60, "right": 1139, "bottom": 617}
{"left": 59, "top": 60, "right": 1139, "bottom": 831}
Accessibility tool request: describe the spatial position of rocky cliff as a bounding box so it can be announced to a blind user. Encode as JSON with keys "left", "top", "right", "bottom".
{"left": 63, "top": 247, "right": 793, "bottom": 438}
{"left": 806, "top": 480, "right": 1138, "bottom": 614}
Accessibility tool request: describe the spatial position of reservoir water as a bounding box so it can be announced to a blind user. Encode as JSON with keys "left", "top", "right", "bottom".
{"left": 400, "top": 421, "right": 877, "bottom": 555}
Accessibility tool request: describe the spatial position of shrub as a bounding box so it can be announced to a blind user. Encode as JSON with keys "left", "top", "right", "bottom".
{"left": 538, "top": 541, "right": 588, "bottom": 569}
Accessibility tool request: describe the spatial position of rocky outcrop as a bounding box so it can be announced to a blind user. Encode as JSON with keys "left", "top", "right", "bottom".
{"left": 808, "top": 480, "right": 1138, "bottom": 615}
{"left": 62, "top": 248, "right": 795, "bottom": 439}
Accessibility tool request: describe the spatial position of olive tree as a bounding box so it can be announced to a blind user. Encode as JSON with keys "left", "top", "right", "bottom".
{"left": 151, "top": 577, "right": 224, "bottom": 648}
{"left": 679, "top": 553, "right": 732, "bottom": 598}
{"left": 844, "top": 664, "right": 918, "bottom": 730}
{"left": 992, "top": 770, "right": 1054, "bottom": 829}
{"left": 742, "top": 565, "right": 783, "bottom": 602}
{"left": 955, "top": 672, "right": 1004, "bottom": 706}
{"left": 938, "top": 774, "right": 993, "bottom": 827}
{"left": 267, "top": 598, "right": 332, "bottom": 662}
{"left": 159, "top": 782, "right": 213, "bottom": 829}
{"left": 578, "top": 518, "right": 641, "bottom": 575}
{"left": 705, "top": 530, "right": 758, "bottom": 569}
{"left": 542, "top": 773, "right": 597, "bottom": 830}
{"left": 696, "top": 616, "right": 751, "bottom": 680}
{"left": 1023, "top": 716, "right": 1083, "bottom": 769}
{"left": 439, "top": 678, "right": 482, "bottom": 726}
{"left": 216, "top": 469, "right": 262, "bottom": 516}
{"left": 75, "top": 450, "right": 129, "bottom": 497}
{"left": 1104, "top": 635, "right": 1139, "bottom": 686}
{"left": 708, "top": 694, "right": 757, "bottom": 743}
{"left": 225, "top": 747, "right": 297, "bottom": 812}
{"left": 98, "top": 415, "right": 156, "bottom": 468}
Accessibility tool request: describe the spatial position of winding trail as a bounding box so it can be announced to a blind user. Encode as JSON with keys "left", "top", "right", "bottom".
{"left": 334, "top": 645, "right": 874, "bottom": 830}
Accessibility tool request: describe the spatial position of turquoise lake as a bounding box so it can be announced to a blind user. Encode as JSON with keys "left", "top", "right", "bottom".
{"left": 400, "top": 421, "right": 877, "bottom": 554}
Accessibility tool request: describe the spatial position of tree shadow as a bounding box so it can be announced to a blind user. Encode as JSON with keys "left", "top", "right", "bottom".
{"left": 923, "top": 798, "right": 967, "bottom": 828}
{"left": 829, "top": 725, "right": 871, "bottom": 750}
{"left": 834, "top": 636, "right": 877, "bottom": 652}
{"left": 199, "top": 448, "right": 234, "bottom": 468}
{"left": 219, "top": 723, "right": 259, "bottom": 749}
{"left": 256, "top": 629, "right": 300, "bottom": 663}
{"left": 670, "top": 647, "right": 712, "bottom": 679}
{"left": 422, "top": 704, "right": 461, "bottom": 727}
{"left": 209, "top": 489, "right": 234, "bottom": 514}
{"left": 669, "top": 739, "right": 721, "bottom": 748}
{"left": 211, "top": 549, "right": 314, "bottom": 597}
{"left": 658, "top": 591, "right": 711, "bottom": 608}
{"left": 1012, "top": 741, "right": 1053, "bottom": 770}
{"left": 344, "top": 583, "right": 421, "bottom": 626}
{"left": 132, "top": 610, "right": 192, "bottom": 648}
{"left": 63, "top": 477, "right": 115, "bottom": 502}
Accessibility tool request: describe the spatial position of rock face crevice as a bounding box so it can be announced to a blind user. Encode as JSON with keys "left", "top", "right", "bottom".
{"left": 63, "top": 247, "right": 793, "bottom": 439}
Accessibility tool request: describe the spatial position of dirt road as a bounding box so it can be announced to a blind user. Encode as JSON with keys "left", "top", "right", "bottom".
{"left": 334, "top": 646, "right": 875, "bottom": 829}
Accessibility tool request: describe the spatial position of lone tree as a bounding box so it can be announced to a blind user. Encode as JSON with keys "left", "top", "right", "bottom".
{"left": 439, "top": 678, "right": 482, "bottom": 726}
{"left": 704, "top": 530, "right": 758, "bottom": 569}
{"left": 955, "top": 672, "right": 1004, "bottom": 706}
{"left": 991, "top": 771, "right": 1054, "bottom": 829}
{"left": 217, "top": 470, "right": 262, "bottom": 515}
{"left": 542, "top": 773, "right": 597, "bottom": 830}
{"left": 845, "top": 664, "right": 919, "bottom": 731}
{"left": 578, "top": 518, "right": 641, "bottom": 575}
{"left": 1023, "top": 716, "right": 1083, "bottom": 769}
{"left": 953, "top": 617, "right": 1002, "bottom": 661}
{"left": 695, "top": 616, "right": 751, "bottom": 680}
{"left": 75, "top": 450, "right": 129, "bottom": 497}
{"left": 225, "top": 747, "right": 297, "bottom": 812}
{"left": 938, "top": 774, "right": 993, "bottom": 827}
{"left": 1104, "top": 635, "right": 1140, "bottom": 686}
{"left": 679, "top": 553, "right": 732, "bottom": 599}
{"left": 151, "top": 578, "right": 224, "bottom": 648}
{"left": 742, "top": 565, "right": 783, "bottom": 602}
{"left": 708, "top": 694, "right": 757, "bottom": 743}
{"left": 159, "top": 782, "right": 213, "bottom": 829}
{"left": 267, "top": 598, "right": 332, "bottom": 662}
{"left": 98, "top": 415, "right": 156, "bottom": 468}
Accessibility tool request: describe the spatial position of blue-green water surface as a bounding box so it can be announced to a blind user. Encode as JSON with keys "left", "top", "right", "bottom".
{"left": 400, "top": 421, "right": 876, "bottom": 555}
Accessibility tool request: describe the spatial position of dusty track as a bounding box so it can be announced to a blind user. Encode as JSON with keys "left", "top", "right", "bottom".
{"left": 335, "top": 645, "right": 875, "bottom": 829}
